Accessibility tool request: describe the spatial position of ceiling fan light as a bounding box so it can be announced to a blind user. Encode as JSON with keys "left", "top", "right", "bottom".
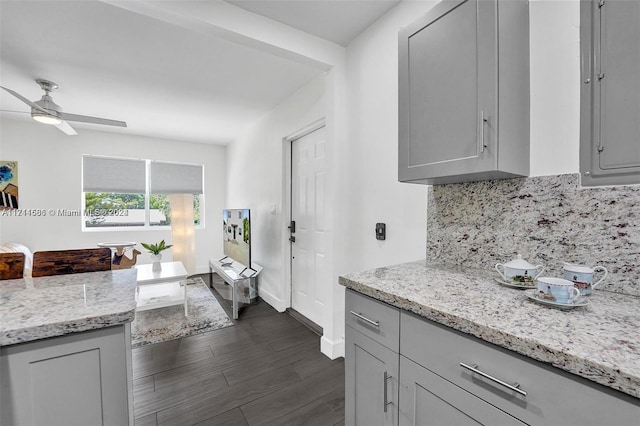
{"left": 31, "top": 111, "right": 62, "bottom": 125}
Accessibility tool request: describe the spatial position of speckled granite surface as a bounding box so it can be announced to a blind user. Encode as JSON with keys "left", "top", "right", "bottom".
{"left": 339, "top": 260, "right": 640, "bottom": 399}
{"left": 427, "top": 174, "right": 639, "bottom": 296}
{"left": 1, "top": 269, "right": 138, "bottom": 346}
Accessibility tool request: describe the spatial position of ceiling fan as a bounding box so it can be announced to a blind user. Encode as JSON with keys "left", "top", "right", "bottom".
{"left": 0, "top": 79, "right": 127, "bottom": 135}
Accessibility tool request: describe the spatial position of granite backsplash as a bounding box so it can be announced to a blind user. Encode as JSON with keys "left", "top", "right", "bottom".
{"left": 426, "top": 173, "right": 639, "bottom": 296}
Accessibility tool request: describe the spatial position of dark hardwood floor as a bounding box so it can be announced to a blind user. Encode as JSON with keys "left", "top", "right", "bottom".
{"left": 132, "top": 274, "right": 345, "bottom": 426}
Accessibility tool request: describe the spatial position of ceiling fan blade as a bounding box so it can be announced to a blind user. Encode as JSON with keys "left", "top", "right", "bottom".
{"left": 60, "top": 112, "right": 127, "bottom": 128}
{"left": 0, "top": 109, "right": 30, "bottom": 114}
{"left": 55, "top": 120, "right": 78, "bottom": 136}
{"left": 0, "top": 86, "right": 49, "bottom": 114}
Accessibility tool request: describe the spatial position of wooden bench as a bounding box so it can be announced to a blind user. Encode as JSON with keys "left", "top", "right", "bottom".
{"left": 0, "top": 252, "right": 25, "bottom": 280}
{"left": 32, "top": 248, "right": 112, "bottom": 277}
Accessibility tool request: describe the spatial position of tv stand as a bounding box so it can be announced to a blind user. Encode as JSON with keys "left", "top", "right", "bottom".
{"left": 209, "top": 258, "right": 262, "bottom": 319}
{"left": 218, "top": 256, "right": 233, "bottom": 267}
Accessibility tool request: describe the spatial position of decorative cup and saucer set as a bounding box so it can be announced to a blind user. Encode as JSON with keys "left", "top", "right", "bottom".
{"left": 495, "top": 254, "right": 608, "bottom": 310}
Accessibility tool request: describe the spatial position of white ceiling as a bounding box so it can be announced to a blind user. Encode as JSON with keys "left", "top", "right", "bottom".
{"left": 227, "top": 0, "right": 399, "bottom": 46}
{"left": 0, "top": 0, "right": 399, "bottom": 145}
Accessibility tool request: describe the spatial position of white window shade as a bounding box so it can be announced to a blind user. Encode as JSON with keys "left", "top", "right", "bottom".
{"left": 150, "top": 161, "right": 203, "bottom": 194}
{"left": 83, "top": 155, "right": 146, "bottom": 193}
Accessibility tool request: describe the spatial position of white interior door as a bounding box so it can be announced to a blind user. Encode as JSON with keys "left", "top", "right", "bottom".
{"left": 290, "top": 125, "right": 327, "bottom": 328}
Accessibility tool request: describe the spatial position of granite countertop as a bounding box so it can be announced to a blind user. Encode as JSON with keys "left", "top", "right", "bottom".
{"left": 339, "top": 260, "right": 640, "bottom": 399}
{"left": 1, "top": 269, "right": 138, "bottom": 346}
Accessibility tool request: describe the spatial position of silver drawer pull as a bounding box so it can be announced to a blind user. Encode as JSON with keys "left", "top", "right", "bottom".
{"left": 383, "top": 370, "right": 393, "bottom": 412}
{"left": 460, "top": 362, "right": 527, "bottom": 397}
{"left": 479, "top": 110, "right": 488, "bottom": 153}
{"left": 349, "top": 311, "right": 380, "bottom": 327}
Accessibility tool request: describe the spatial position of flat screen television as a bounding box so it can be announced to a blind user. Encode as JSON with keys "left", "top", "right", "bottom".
{"left": 222, "top": 208, "right": 251, "bottom": 268}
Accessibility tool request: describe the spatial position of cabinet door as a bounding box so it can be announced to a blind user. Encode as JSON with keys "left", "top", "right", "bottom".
{"left": 399, "top": 356, "right": 525, "bottom": 426}
{"left": 345, "top": 326, "right": 399, "bottom": 426}
{"left": 399, "top": 0, "right": 497, "bottom": 183}
{"left": 580, "top": 0, "right": 640, "bottom": 185}
{"left": 1, "top": 325, "right": 132, "bottom": 426}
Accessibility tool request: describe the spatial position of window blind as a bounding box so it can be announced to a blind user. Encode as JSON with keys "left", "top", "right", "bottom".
{"left": 149, "top": 161, "right": 203, "bottom": 194}
{"left": 82, "top": 155, "right": 146, "bottom": 193}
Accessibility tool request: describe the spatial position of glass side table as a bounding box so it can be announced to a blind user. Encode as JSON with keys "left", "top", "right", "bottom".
{"left": 208, "top": 258, "right": 262, "bottom": 319}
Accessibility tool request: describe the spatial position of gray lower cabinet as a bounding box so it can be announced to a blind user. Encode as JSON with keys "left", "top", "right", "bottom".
{"left": 345, "top": 327, "right": 399, "bottom": 426}
{"left": 399, "top": 356, "right": 524, "bottom": 426}
{"left": 345, "top": 289, "right": 400, "bottom": 426}
{"left": 401, "top": 310, "right": 640, "bottom": 426}
{"left": 398, "top": 0, "right": 529, "bottom": 185}
{"left": 1, "top": 325, "right": 133, "bottom": 426}
{"left": 346, "top": 289, "right": 640, "bottom": 426}
{"left": 580, "top": 0, "right": 640, "bottom": 186}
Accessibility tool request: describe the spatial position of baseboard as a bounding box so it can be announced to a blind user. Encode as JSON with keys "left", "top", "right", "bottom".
{"left": 195, "top": 265, "right": 211, "bottom": 275}
{"left": 321, "top": 335, "right": 345, "bottom": 359}
{"left": 257, "top": 287, "right": 287, "bottom": 313}
{"left": 286, "top": 309, "right": 322, "bottom": 336}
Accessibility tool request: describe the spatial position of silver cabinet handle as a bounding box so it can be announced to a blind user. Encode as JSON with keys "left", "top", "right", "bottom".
{"left": 349, "top": 311, "right": 379, "bottom": 327}
{"left": 479, "top": 110, "right": 488, "bottom": 153}
{"left": 383, "top": 370, "right": 393, "bottom": 412}
{"left": 460, "top": 362, "right": 527, "bottom": 397}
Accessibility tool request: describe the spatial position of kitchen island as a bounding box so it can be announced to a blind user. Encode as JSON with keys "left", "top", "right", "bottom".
{"left": 1, "top": 269, "right": 138, "bottom": 425}
{"left": 341, "top": 260, "right": 640, "bottom": 425}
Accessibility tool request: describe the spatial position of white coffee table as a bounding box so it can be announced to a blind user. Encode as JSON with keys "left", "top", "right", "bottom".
{"left": 135, "top": 261, "right": 188, "bottom": 316}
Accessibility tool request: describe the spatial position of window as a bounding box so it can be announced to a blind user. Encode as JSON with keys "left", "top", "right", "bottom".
{"left": 82, "top": 155, "right": 203, "bottom": 229}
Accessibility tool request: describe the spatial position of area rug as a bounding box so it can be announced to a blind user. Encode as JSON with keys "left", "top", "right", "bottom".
{"left": 131, "top": 276, "right": 234, "bottom": 348}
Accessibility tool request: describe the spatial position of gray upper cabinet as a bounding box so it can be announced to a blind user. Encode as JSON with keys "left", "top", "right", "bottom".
{"left": 580, "top": 0, "right": 640, "bottom": 186}
{"left": 398, "top": 0, "right": 530, "bottom": 185}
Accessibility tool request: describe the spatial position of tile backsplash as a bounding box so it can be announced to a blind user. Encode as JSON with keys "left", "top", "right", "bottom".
{"left": 427, "top": 174, "right": 639, "bottom": 296}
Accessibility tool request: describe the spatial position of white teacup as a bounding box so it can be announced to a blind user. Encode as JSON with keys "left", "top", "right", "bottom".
{"left": 562, "top": 263, "right": 608, "bottom": 296}
{"left": 536, "top": 277, "right": 581, "bottom": 304}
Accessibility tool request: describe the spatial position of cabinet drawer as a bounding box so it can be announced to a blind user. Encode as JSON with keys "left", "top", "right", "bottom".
{"left": 346, "top": 289, "right": 400, "bottom": 351}
{"left": 401, "top": 311, "right": 640, "bottom": 426}
{"left": 399, "top": 356, "right": 524, "bottom": 426}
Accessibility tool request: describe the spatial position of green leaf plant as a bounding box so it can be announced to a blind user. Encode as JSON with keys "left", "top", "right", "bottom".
{"left": 140, "top": 240, "right": 173, "bottom": 255}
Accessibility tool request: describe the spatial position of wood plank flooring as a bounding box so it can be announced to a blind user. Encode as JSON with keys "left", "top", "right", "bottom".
{"left": 132, "top": 275, "right": 345, "bottom": 426}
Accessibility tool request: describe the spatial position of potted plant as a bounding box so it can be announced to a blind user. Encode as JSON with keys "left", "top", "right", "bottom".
{"left": 141, "top": 240, "right": 173, "bottom": 269}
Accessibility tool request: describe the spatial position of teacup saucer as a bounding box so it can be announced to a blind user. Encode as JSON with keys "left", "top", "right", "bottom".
{"left": 494, "top": 277, "right": 536, "bottom": 289}
{"left": 524, "top": 290, "right": 590, "bottom": 310}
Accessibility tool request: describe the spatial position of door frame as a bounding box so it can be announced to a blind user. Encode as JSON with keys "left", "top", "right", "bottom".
{"left": 282, "top": 118, "right": 326, "bottom": 313}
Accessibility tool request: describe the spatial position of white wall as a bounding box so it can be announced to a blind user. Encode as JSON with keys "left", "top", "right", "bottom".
{"left": 0, "top": 118, "right": 226, "bottom": 272}
{"left": 226, "top": 75, "right": 326, "bottom": 312}
{"left": 342, "top": 1, "right": 437, "bottom": 273}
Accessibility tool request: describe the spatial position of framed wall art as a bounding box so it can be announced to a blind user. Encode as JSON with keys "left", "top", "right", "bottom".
{"left": 0, "top": 161, "right": 18, "bottom": 210}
